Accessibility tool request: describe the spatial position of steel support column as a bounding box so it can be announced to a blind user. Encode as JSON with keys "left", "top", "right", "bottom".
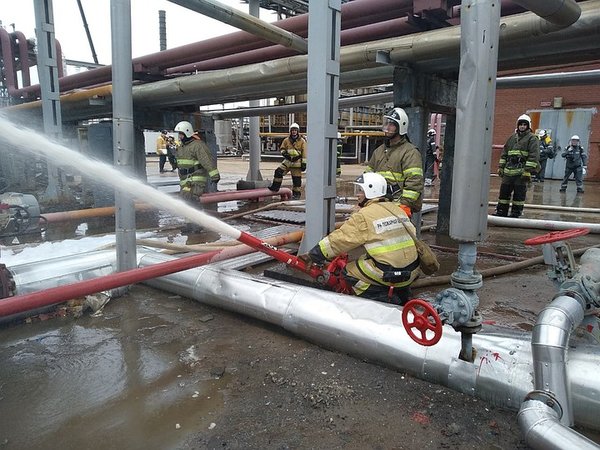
{"left": 111, "top": 0, "right": 137, "bottom": 272}
{"left": 33, "top": 0, "right": 63, "bottom": 201}
{"left": 300, "top": 0, "right": 341, "bottom": 252}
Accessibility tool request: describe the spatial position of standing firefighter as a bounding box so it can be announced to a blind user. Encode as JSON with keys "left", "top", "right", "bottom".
{"left": 533, "top": 129, "right": 554, "bottom": 182}
{"left": 365, "top": 107, "right": 424, "bottom": 215}
{"left": 298, "top": 173, "right": 420, "bottom": 305}
{"left": 174, "top": 121, "right": 220, "bottom": 202}
{"left": 268, "top": 123, "right": 307, "bottom": 199}
{"left": 424, "top": 128, "right": 437, "bottom": 187}
{"left": 495, "top": 114, "right": 539, "bottom": 218}
{"left": 560, "top": 135, "right": 588, "bottom": 194}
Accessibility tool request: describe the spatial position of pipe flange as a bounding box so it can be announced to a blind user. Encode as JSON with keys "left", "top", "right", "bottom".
{"left": 0, "top": 264, "right": 16, "bottom": 299}
{"left": 451, "top": 271, "right": 483, "bottom": 290}
{"left": 455, "top": 310, "right": 483, "bottom": 334}
{"left": 524, "top": 390, "right": 563, "bottom": 419}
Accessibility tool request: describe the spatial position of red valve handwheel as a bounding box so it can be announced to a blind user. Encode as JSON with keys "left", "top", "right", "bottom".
{"left": 402, "top": 299, "right": 443, "bottom": 346}
{"left": 524, "top": 228, "right": 590, "bottom": 246}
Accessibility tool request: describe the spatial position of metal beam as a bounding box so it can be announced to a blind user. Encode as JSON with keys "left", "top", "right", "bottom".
{"left": 168, "top": 0, "right": 308, "bottom": 53}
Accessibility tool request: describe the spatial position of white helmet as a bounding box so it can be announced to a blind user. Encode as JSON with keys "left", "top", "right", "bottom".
{"left": 174, "top": 121, "right": 194, "bottom": 138}
{"left": 536, "top": 129, "right": 546, "bottom": 138}
{"left": 383, "top": 107, "right": 409, "bottom": 135}
{"left": 516, "top": 114, "right": 531, "bottom": 129}
{"left": 571, "top": 135, "right": 580, "bottom": 141}
{"left": 427, "top": 128, "right": 436, "bottom": 136}
{"left": 353, "top": 173, "right": 387, "bottom": 199}
{"left": 289, "top": 123, "right": 300, "bottom": 131}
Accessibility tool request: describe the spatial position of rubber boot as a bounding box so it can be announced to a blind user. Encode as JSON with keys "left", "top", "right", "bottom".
{"left": 494, "top": 204, "right": 509, "bottom": 217}
{"left": 509, "top": 205, "right": 523, "bottom": 218}
{"left": 268, "top": 180, "right": 281, "bottom": 192}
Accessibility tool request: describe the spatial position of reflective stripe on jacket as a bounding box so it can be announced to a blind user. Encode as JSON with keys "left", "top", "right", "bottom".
{"left": 177, "top": 139, "right": 219, "bottom": 185}
{"left": 498, "top": 131, "right": 539, "bottom": 177}
{"left": 309, "top": 199, "right": 419, "bottom": 288}
{"left": 280, "top": 136, "right": 307, "bottom": 168}
{"left": 366, "top": 137, "right": 424, "bottom": 212}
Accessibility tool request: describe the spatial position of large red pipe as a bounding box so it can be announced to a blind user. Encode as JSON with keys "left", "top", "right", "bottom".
{"left": 0, "top": 228, "right": 305, "bottom": 318}
{"left": 11, "top": 0, "right": 412, "bottom": 98}
{"left": 12, "top": 31, "right": 31, "bottom": 87}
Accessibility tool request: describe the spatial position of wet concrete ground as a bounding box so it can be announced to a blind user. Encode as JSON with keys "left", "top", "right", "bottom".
{"left": 0, "top": 157, "right": 599, "bottom": 449}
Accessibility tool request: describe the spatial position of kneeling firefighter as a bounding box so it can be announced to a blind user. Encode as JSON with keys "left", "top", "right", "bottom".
{"left": 268, "top": 123, "right": 307, "bottom": 199}
{"left": 299, "top": 172, "right": 420, "bottom": 305}
{"left": 174, "top": 121, "right": 220, "bottom": 202}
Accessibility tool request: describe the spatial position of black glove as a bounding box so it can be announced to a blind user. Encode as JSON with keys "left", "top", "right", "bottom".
{"left": 282, "top": 151, "right": 291, "bottom": 160}
{"left": 301, "top": 163, "right": 307, "bottom": 172}
{"left": 297, "top": 253, "right": 313, "bottom": 270}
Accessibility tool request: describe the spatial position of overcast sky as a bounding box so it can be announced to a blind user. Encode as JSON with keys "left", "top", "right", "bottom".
{"left": 1, "top": 0, "right": 277, "bottom": 71}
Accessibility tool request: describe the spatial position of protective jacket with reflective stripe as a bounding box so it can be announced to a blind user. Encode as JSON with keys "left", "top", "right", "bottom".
{"left": 309, "top": 199, "right": 419, "bottom": 288}
{"left": 280, "top": 135, "right": 307, "bottom": 168}
{"left": 498, "top": 130, "right": 539, "bottom": 177}
{"left": 366, "top": 136, "right": 423, "bottom": 212}
{"left": 177, "top": 139, "right": 220, "bottom": 187}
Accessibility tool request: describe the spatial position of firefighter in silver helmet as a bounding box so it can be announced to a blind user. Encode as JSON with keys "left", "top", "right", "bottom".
{"left": 298, "top": 172, "right": 421, "bottom": 305}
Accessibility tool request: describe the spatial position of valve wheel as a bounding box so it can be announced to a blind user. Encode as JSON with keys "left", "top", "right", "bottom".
{"left": 524, "top": 227, "right": 590, "bottom": 246}
{"left": 402, "top": 299, "right": 443, "bottom": 346}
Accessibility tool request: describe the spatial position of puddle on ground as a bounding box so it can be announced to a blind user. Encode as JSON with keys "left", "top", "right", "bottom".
{"left": 0, "top": 301, "right": 232, "bottom": 450}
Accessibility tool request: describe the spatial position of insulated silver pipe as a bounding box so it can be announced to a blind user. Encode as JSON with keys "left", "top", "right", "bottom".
{"left": 487, "top": 215, "right": 600, "bottom": 233}
{"left": 518, "top": 394, "right": 600, "bottom": 450}
{"left": 512, "top": 0, "right": 581, "bottom": 27}
{"left": 138, "top": 252, "right": 600, "bottom": 433}
{"left": 531, "top": 295, "right": 586, "bottom": 426}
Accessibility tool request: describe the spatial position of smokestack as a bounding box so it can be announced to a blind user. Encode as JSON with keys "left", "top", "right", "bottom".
{"left": 159, "top": 10, "right": 166, "bottom": 51}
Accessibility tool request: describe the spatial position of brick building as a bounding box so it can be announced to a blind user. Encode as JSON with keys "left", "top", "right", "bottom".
{"left": 491, "top": 63, "right": 599, "bottom": 181}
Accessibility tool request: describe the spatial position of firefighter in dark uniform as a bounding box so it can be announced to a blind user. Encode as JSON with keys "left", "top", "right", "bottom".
{"left": 365, "top": 107, "right": 424, "bottom": 216}
{"left": 268, "top": 123, "right": 307, "bottom": 199}
{"left": 299, "top": 172, "right": 420, "bottom": 305}
{"left": 560, "top": 135, "right": 588, "bottom": 194}
{"left": 174, "top": 121, "right": 220, "bottom": 203}
{"left": 495, "top": 114, "right": 539, "bottom": 218}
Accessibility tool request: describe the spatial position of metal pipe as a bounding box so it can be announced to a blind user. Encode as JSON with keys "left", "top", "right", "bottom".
{"left": 518, "top": 393, "right": 600, "bottom": 450}
{"left": 0, "top": 27, "right": 18, "bottom": 95}
{"left": 487, "top": 215, "right": 600, "bottom": 233}
{"left": 0, "top": 226, "right": 305, "bottom": 318}
{"left": 12, "top": 31, "right": 31, "bottom": 87}
{"left": 40, "top": 203, "right": 155, "bottom": 223}
{"left": 76, "top": 0, "right": 99, "bottom": 65}
{"left": 168, "top": 0, "right": 308, "bottom": 53}
{"left": 11, "top": 0, "right": 405, "bottom": 98}
{"left": 166, "top": 17, "right": 416, "bottom": 74}
{"left": 137, "top": 254, "right": 600, "bottom": 433}
{"left": 512, "top": 0, "right": 581, "bottom": 27}
{"left": 199, "top": 187, "right": 292, "bottom": 203}
{"left": 111, "top": 0, "right": 137, "bottom": 272}
{"left": 531, "top": 295, "right": 585, "bottom": 426}
{"left": 7, "top": 3, "right": 600, "bottom": 116}
{"left": 497, "top": 69, "right": 600, "bottom": 88}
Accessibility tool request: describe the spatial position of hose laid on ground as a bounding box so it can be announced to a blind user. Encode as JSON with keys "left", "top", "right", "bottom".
{"left": 424, "top": 199, "right": 600, "bottom": 215}
{"left": 413, "top": 244, "right": 600, "bottom": 288}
